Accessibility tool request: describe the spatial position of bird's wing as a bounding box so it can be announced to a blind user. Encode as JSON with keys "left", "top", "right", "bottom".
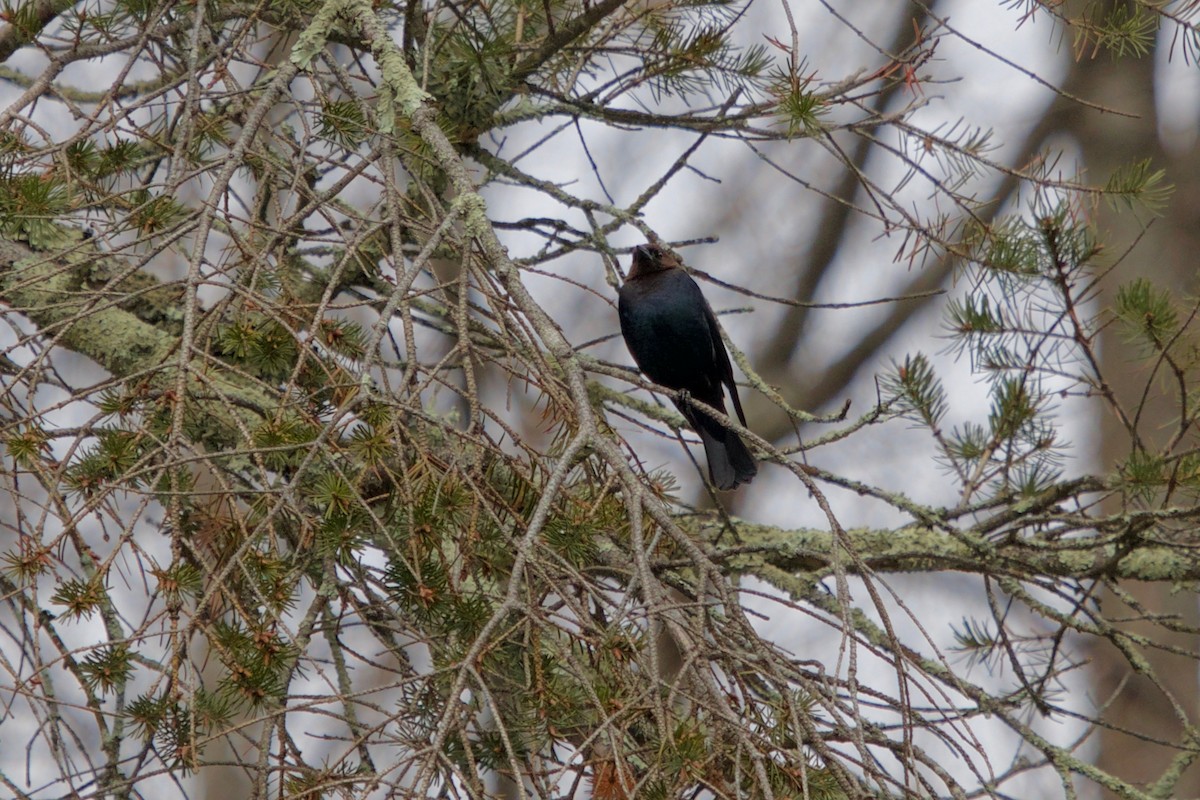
{"left": 701, "top": 295, "right": 749, "bottom": 427}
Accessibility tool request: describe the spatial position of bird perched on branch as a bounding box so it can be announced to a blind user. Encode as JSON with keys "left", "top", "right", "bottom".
{"left": 617, "top": 243, "right": 757, "bottom": 490}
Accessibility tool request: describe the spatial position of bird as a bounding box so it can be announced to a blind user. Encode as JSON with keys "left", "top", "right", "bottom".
{"left": 617, "top": 243, "right": 757, "bottom": 490}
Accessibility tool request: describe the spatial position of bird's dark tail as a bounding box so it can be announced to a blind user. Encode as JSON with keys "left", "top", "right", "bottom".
{"left": 689, "top": 408, "right": 757, "bottom": 490}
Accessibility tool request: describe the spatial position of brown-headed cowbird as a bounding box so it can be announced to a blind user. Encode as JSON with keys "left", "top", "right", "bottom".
{"left": 618, "top": 243, "right": 757, "bottom": 490}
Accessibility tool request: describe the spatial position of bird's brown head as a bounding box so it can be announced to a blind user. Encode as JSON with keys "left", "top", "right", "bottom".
{"left": 627, "top": 243, "right": 680, "bottom": 280}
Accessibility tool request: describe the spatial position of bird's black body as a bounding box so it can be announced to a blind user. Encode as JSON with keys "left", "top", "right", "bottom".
{"left": 618, "top": 244, "right": 757, "bottom": 490}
